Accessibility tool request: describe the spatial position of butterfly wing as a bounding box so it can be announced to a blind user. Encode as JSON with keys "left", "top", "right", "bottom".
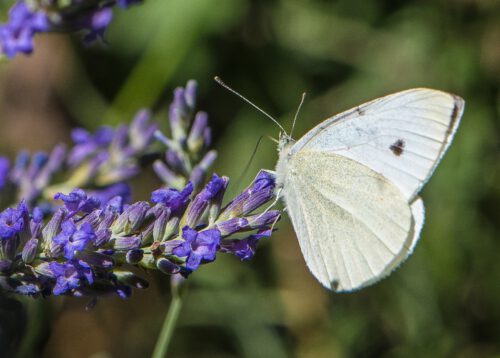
{"left": 289, "top": 88, "right": 464, "bottom": 200}
{"left": 280, "top": 88, "right": 462, "bottom": 290}
{"left": 282, "top": 151, "right": 421, "bottom": 291}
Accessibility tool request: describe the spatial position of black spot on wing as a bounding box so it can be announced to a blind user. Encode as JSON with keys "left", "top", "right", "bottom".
{"left": 389, "top": 139, "right": 405, "bottom": 156}
{"left": 330, "top": 279, "right": 339, "bottom": 291}
{"left": 446, "top": 95, "right": 462, "bottom": 137}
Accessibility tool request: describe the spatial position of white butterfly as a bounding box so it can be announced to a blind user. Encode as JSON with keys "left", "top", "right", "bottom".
{"left": 273, "top": 88, "right": 464, "bottom": 292}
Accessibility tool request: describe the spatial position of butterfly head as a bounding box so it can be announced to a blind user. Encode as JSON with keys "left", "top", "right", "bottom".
{"left": 277, "top": 132, "right": 295, "bottom": 154}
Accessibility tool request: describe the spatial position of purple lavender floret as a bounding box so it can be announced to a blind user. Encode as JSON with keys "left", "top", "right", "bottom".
{"left": 0, "top": 0, "right": 145, "bottom": 59}
{"left": 173, "top": 227, "right": 221, "bottom": 271}
{"left": 74, "top": 0, "right": 141, "bottom": 45}
{"left": 217, "top": 171, "right": 276, "bottom": 220}
{"left": 220, "top": 229, "right": 272, "bottom": 261}
{"left": 21, "top": 238, "right": 38, "bottom": 263}
{"left": 0, "top": 1, "right": 50, "bottom": 58}
{"left": 0, "top": 157, "right": 10, "bottom": 189}
{"left": 215, "top": 211, "right": 280, "bottom": 236}
{"left": 0, "top": 201, "right": 27, "bottom": 239}
{"left": 151, "top": 182, "right": 193, "bottom": 215}
{"left": 52, "top": 221, "right": 96, "bottom": 260}
{"left": 90, "top": 183, "right": 132, "bottom": 208}
{"left": 54, "top": 189, "right": 101, "bottom": 217}
{"left": 81, "top": 7, "right": 113, "bottom": 45}
{"left": 185, "top": 174, "right": 225, "bottom": 226}
{"left": 129, "top": 110, "right": 158, "bottom": 152}
{"left": 0, "top": 202, "right": 31, "bottom": 269}
{"left": 49, "top": 260, "right": 94, "bottom": 296}
{"left": 68, "top": 126, "right": 114, "bottom": 167}
{"left": 15, "top": 283, "right": 40, "bottom": 295}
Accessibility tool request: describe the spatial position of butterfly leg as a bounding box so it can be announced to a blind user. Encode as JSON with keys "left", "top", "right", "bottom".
{"left": 268, "top": 210, "right": 281, "bottom": 232}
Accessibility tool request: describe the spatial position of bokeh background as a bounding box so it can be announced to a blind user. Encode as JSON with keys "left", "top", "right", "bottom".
{"left": 1, "top": 0, "right": 500, "bottom": 357}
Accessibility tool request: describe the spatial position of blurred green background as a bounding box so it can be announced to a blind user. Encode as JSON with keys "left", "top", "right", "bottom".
{"left": 1, "top": 0, "right": 500, "bottom": 357}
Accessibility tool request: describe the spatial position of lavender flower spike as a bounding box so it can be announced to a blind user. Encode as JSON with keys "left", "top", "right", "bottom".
{"left": 0, "top": 169, "right": 280, "bottom": 298}
{"left": 0, "top": 0, "right": 144, "bottom": 59}
{"left": 154, "top": 80, "right": 215, "bottom": 191}
{"left": 40, "top": 108, "right": 159, "bottom": 198}
{"left": 0, "top": 79, "right": 281, "bottom": 300}
{"left": 6, "top": 145, "right": 66, "bottom": 206}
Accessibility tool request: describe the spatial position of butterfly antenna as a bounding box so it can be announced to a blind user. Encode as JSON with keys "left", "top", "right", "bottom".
{"left": 235, "top": 136, "right": 264, "bottom": 187}
{"left": 214, "top": 76, "right": 287, "bottom": 134}
{"left": 267, "top": 135, "right": 279, "bottom": 144}
{"left": 290, "top": 92, "right": 306, "bottom": 139}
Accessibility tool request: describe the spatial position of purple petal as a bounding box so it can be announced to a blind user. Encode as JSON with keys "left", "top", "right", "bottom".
{"left": 219, "top": 170, "right": 275, "bottom": 219}
{"left": 186, "top": 174, "right": 226, "bottom": 226}
{"left": 151, "top": 182, "right": 193, "bottom": 214}
{"left": 0, "top": 157, "right": 10, "bottom": 189}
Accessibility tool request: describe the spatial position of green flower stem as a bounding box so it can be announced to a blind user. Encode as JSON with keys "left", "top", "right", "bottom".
{"left": 17, "top": 299, "right": 51, "bottom": 358}
{"left": 152, "top": 276, "right": 187, "bottom": 358}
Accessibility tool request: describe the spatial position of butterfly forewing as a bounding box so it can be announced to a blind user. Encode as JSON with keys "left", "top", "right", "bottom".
{"left": 289, "top": 88, "right": 464, "bottom": 200}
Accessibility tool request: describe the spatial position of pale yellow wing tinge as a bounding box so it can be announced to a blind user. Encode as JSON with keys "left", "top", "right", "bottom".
{"left": 282, "top": 150, "right": 421, "bottom": 291}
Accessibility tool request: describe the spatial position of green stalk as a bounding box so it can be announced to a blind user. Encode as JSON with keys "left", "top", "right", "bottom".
{"left": 152, "top": 275, "right": 187, "bottom": 358}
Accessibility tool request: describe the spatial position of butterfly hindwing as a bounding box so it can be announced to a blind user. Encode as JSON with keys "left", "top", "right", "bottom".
{"left": 282, "top": 151, "right": 419, "bottom": 291}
